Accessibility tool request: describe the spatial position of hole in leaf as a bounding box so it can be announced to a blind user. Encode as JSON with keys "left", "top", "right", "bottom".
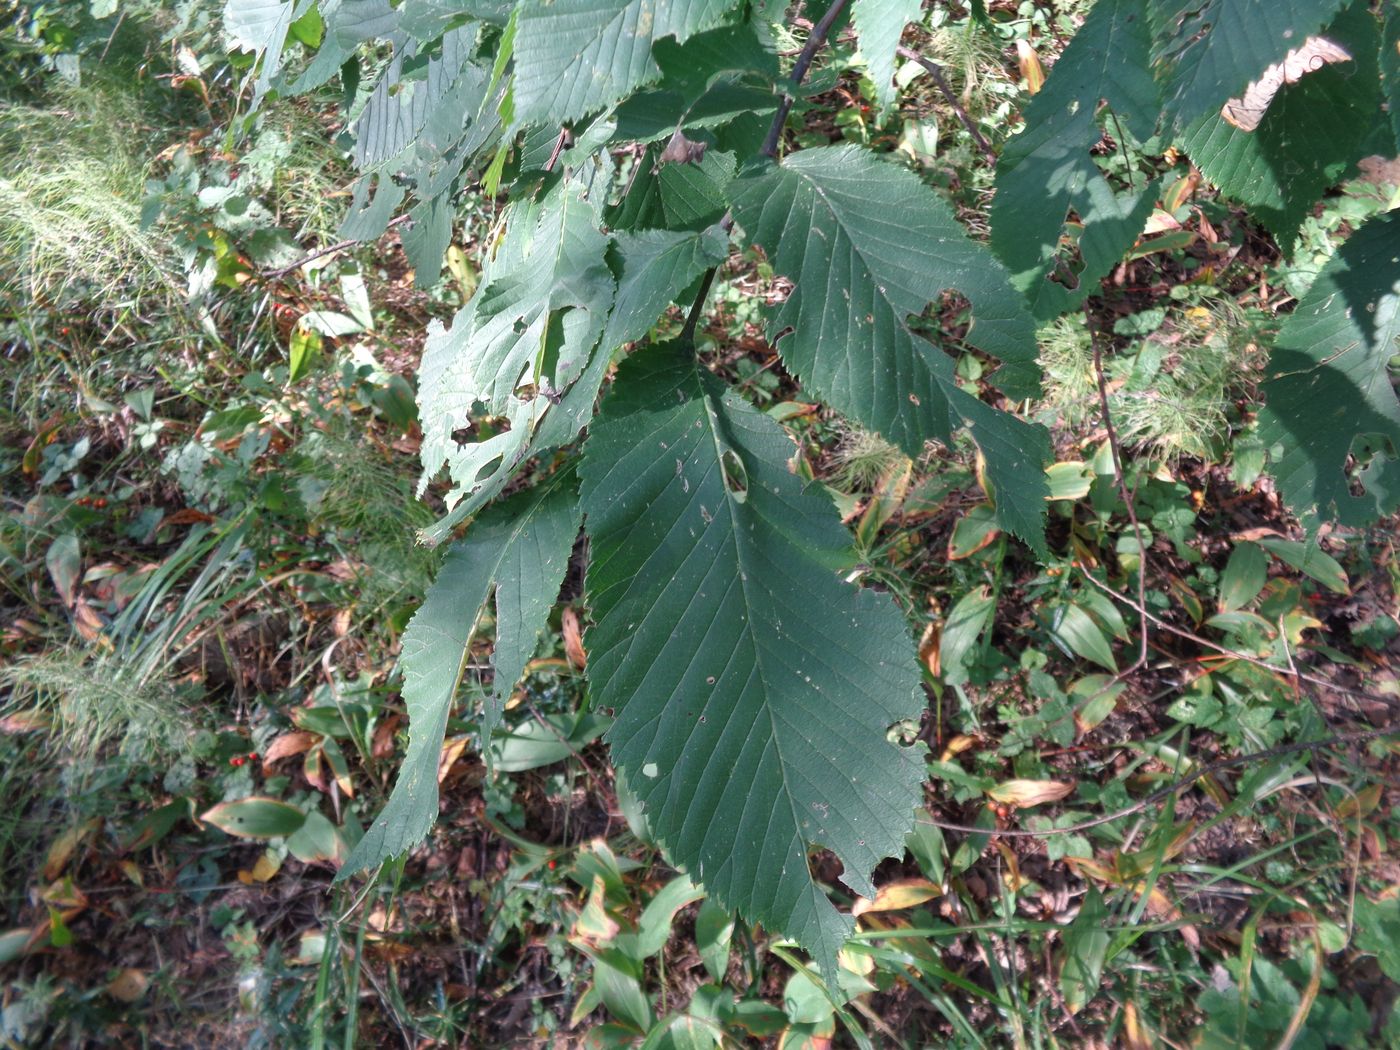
{"left": 471, "top": 454, "right": 504, "bottom": 485}
{"left": 720, "top": 449, "right": 748, "bottom": 503}
{"left": 452, "top": 415, "right": 512, "bottom": 448}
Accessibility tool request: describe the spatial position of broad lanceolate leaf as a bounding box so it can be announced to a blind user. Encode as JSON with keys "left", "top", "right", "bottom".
{"left": 851, "top": 0, "right": 924, "bottom": 118}
{"left": 612, "top": 25, "right": 779, "bottom": 144}
{"left": 991, "top": 0, "right": 1160, "bottom": 318}
{"left": 601, "top": 226, "right": 731, "bottom": 349}
{"left": 729, "top": 145, "right": 1051, "bottom": 554}
{"left": 580, "top": 344, "right": 924, "bottom": 976}
{"left": 512, "top": 0, "right": 744, "bottom": 128}
{"left": 417, "top": 189, "right": 614, "bottom": 544}
{"left": 1150, "top": 0, "right": 1347, "bottom": 131}
{"left": 224, "top": 0, "right": 310, "bottom": 103}
{"left": 280, "top": 0, "right": 398, "bottom": 94}
{"left": 1258, "top": 211, "right": 1400, "bottom": 527}
{"left": 1177, "top": 1, "right": 1381, "bottom": 252}
{"left": 341, "top": 475, "right": 581, "bottom": 877}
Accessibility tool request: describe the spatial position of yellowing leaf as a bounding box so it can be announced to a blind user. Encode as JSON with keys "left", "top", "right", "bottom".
{"left": 572, "top": 875, "right": 621, "bottom": 945}
{"left": 106, "top": 968, "right": 149, "bottom": 1003}
{"left": 1140, "top": 209, "right": 1182, "bottom": 235}
{"left": 917, "top": 621, "right": 941, "bottom": 678}
{"left": 437, "top": 736, "right": 469, "bottom": 784}
{"left": 43, "top": 818, "right": 100, "bottom": 882}
{"left": 562, "top": 607, "right": 587, "bottom": 670}
{"left": 852, "top": 879, "right": 941, "bottom": 917}
{"left": 939, "top": 735, "right": 978, "bottom": 762}
{"left": 986, "top": 779, "right": 1075, "bottom": 808}
{"left": 239, "top": 850, "right": 282, "bottom": 884}
{"left": 1015, "top": 40, "right": 1044, "bottom": 94}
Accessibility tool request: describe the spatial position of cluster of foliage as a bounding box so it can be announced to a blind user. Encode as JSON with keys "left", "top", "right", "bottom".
{"left": 5, "top": 0, "right": 1400, "bottom": 1044}
{"left": 226, "top": 0, "right": 1400, "bottom": 976}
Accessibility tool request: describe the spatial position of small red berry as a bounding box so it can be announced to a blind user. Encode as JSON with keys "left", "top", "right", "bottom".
{"left": 229, "top": 756, "right": 245, "bottom": 767}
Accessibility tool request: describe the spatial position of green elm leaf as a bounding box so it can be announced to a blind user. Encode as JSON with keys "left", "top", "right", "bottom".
{"left": 339, "top": 473, "right": 581, "bottom": 878}
{"left": 603, "top": 226, "right": 730, "bottom": 348}
{"left": 1150, "top": 0, "right": 1347, "bottom": 132}
{"left": 729, "top": 144, "right": 1050, "bottom": 554}
{"left": 1384, "top": 9, "right": 1400, "bottom": 150}
{"left": 416, "top": 188, "right": 614, "bottom": 545}
{"left": 512, "top": 0, "right": 745, "bottom": 128}
{"left": 991, "top": 0, "right": 1160, "bottom": 318}
{"left": 279, "top": 0, "right": 398, "bottom": 94}
{"left": 1258, "top": 211, "right": 1400, "bottom": 527}
{"left": 579, "top": 343, "right": 924, "bottom": 976}
{"left": 224, "top": 0, "right": 311, "bottom": 105}
{"left": 1176, "top": 1, "right": 1381, "bottom": 253}
{"left": 851, "top": 0, "right": 924, "bottom": 118}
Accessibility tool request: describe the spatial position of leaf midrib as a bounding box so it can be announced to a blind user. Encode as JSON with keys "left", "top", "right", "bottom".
{"left": 694, "top": 383, "right": 811, "bottom": 903}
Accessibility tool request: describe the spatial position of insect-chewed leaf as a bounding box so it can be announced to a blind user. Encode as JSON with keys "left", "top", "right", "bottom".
{"left": 223, "top": 0, "right": 302, "bottom": 103}
{"left": 729, "top": 145, "right": 1051, "bottom": 554}
{"left": 991, "top": 0, "right": 1160, "bottom": 319}
{"left": 1178, "top": 2, "right": 1381, "bottom": 252}
{"left": 416, "top": 188, "right": 613, "bottom": 544}
{"left": 580, "top": 344, "right": 924, "bottom": 976}
{"left": 512, "top": 0, "right": 745, "bottom": 127}
{"left": 1151, "top": 0, "right": 1347, "bottom": 131}
{"left": 339, "top": 474, "right": 581, "bottom": 878}
{"left": 1258, "top": 210, "right": 1400, "bottom": 527}
{"left": 1221, "top": 35, "right": 1353, "bottom": 131}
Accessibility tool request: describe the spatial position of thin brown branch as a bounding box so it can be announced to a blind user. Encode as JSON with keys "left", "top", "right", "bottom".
{"left": 896, "top": 46, "right": 997, "bottom": 164}
{"left": 262, "top": 213, "right": 411, "bottom": 279}
{"left": 684, "top": 0, "right": 851, "bottom": 341}
{"left": 761, "top": 0, "right": 855, "bottom": 158}
{"left": 1089, "top": 314, "right": 1150, "bottom": 672}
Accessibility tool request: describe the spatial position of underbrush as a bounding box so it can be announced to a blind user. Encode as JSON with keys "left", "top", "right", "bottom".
{"left": 1, "top": 1, "right": 1398, "bottom": 1048}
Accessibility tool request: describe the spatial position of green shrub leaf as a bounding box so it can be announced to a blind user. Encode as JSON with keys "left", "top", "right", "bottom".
{"left": 512, "top": 0, "right": 744, "bottom": 127}
{"left": 340, "top": 474, "right": 581, "bottom": 877}
{"left": 417, "top": 189, "right": 614, "bottom": 545}
{"left": 991, "top": 0, "right": 1159, "bottom": 318}
{"left": 1259, "top": 210, "right": 1400, "bottom": 527}
{"left": 851, "top": 0, "right": 924, "bottom": 117}
{"left": 580, "top": 344, "right": 924, "bottom": 975}
{"left": 729, "top": 145, "right": 1050, "bottom": 554}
